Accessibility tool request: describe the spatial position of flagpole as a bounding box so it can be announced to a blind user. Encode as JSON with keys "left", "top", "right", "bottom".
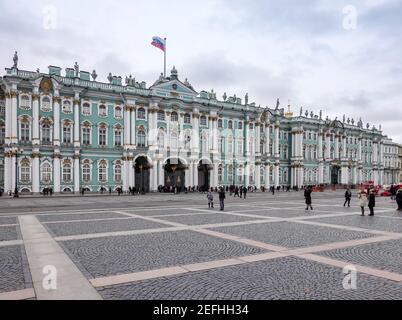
{"left": 164, "top": 38, "right": 167, "bottom": 78}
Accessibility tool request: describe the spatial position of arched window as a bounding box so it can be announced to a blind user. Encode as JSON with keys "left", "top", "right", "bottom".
{"left": 20, "top": 95, "right": 31, "bottom": 109}
{"left": 219, "top": 136, "right": 225, "bottom": 153}
{"left": 171, "top": 112, "right": 178, "bottom": 122}
{"left": 63, "top": 101, "right": 72, "bottom": 113}
{"left": 170, "top": 132, "right": 178, "bottom": 149}
{"left": 157, "top": 129, "right": 165, "bottom": 148}
{"left": 228, "top": 165, "right": 233, "bottom": 183}
{"left": 218, "top": 119, "right": 223, "bottom": 129}
{"left": 137, "top": 108, "right": 146, "bottom": 120}
{"left": 184, "top": 113, "right": 191, "bottom": 124}
{"left": 228, "top": 120, "right": 233, "bottom": 129}
{"left": 114, "top": 126, "right": 122, "bottom": 147}
{"left": 41, "top": 162, "right": 52, "bottom": 182}
{"left": 238, "top": 121, "right": 243, "bottom": 130}
{"left": 41, "top": 96, "right": 51, "bottom": 112}
{"left": 157, "top": 110, "right": 165, "bottom": 121}
{"left": 114, "top": 162, "right": 122, "bottom": 182}
{"left": 62, "top": 162, "right": 72, "bottom": 182}
{"left": 218, "top": 165, "right": 223, "bottom": 183}
{"left": 201, "top": 132, "right": 208, "bottom": 153}
{"left": 114, "top": 106, "right": 122, "bottom": 119}
{"left": 82, "top": 122, "right": 92, "bottom": 145}
{"left": 228, "top": 135, "right": 233, "bottom": 154}
{"left": 283, "top": 145, "right": 288, "bottom": 159}
{"left": 20, "top": 118, "right": 30, "bottom": 142}
{"left": 98, "top": 160, "right": 107, "bottom": 182}
{"left": 41, "top": 122, "right": 52, "bottom": 145}
{"left": 82, "top": 161, "right": 91, "bottom": 182}
{"left": 82, "top": 103, "right": 91, "bottom": 115}
{"left": 249, "top": 123, "right": 254, "bottom": 130}
{"left": 63, "top": 122, "right": 72, "bottom": 144}
{"left": 98, "top": 124, "right": 107, "bottom": 146}
{"left": 184, "top": 133, "right": 191, "bottom": 149}
{"left": 260, "top": 166, "right": 265, "bottom": 184}
{"left": 98, "top": 105, "right": 107, "bottom": 117}
{"left": 200, "top": 116, "right": 207, "bottom": 126}
{"left": 237, "top": 138, "right": 243, "bottom": 155}
{"left": 20, "top": 159, "right": 31, "bottom": 182}
{"left": 137, "top": 128, "right": 146, "bottom": 147}
{"left": 238, "top": 167, "right": 244, "bottom": 183}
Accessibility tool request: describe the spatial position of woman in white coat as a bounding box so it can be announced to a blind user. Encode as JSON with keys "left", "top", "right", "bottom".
{"left": 358, "top": 191, "right": 368, "bottom": 216}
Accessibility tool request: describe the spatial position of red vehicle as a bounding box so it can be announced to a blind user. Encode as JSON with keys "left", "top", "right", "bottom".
{"left": 381, "top": 184, "right": 402, "bottom": 196}
{"left": 360, "top": 181, "right": 381, "bottom": 195}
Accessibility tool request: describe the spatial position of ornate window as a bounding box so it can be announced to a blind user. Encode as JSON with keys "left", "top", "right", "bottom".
{"left": 200, "top": 116, "right": 207, "bottom": 126}
{"left": 98, "top": 124, "right": 107, "bottom": 146}
{"left": 249, "top": 123, "right": 254, "bottom": 130}
{"left": 260, "top": 166, "right": 265, "bottom": 184}
{"left": 170, "top": 131, "right": 178, "bottom": 149}
{"left": 218, "top": 165, "right": 223, "bottom": 184}
{"left": 114, "top": 126, "right": 122, "bottom": 147}
{"left": 20, "top": 159, "right": 31, "bottom": 182}
{"left": 218, "top": 119, "right": 223, "bottom": 129}
{"left": 228, "top": 120, "right": 233, "bottom": 129}
{"left": 41, "top": 122, "right": 52, "bottom": 145}
{"left": 98, "top": 160, "right": 107, "bottom": 182}
{"left": 157, "top": 110, "right": 165, "bottom": 121}
{"left": 219, "top": 136, "right": 224, "bottom": 153}
{"left": 41, "top": 96, "right": 51, "bottom": 112}
{"left": 184, "top": 113, "right": 191, "bottom": 124}
{"left": 201, "top": 132, "right": 208, "bottom": 153}
{"left": 0, "top": 124, "right": 5, "bottom": 145}
{"left": 98, "top": 104, "right": 107, "bottom": 117}
{"left": 114, "top": 161, "right": 122, "bottom": 182}
{"left": 82, "top": 160, "right": 91, "bottom": 182}
{"left": 237, "top": 138, "right": 243, "bottom": 155}
{"left": 63, "top": 121, "right": 72, "bottom": 144}
{"left": 238, "top": 121, "right": 243, "bottom": 130}
{"left": 20, "top": 117, "right": 31, "bottom": 142}
{"left": 171, "top": 112, "right": 178, "bottom": 122}
{"left": 82, "top": 122, "right": 92, "bottom": 145}
{"left": 137, "top": 127, "right": 146, "bottom": 147}
{"left": 228, "top": 135, "right": 233, "bottom": 154}
{"left": 82, "top": 103, "right": 91, "bottom": 116}
{"left": 62, "top": 100, "right": 72, "bottom": 114}
{"left": 137, "top": 108, "right": 146, "bottom": 120}
{"left": 157, "top": 129, "right": 165, "bottom": 148}
{"left": 20, "top": 95, "right": 31, "bottom": 110}
{"left": 114, "top": 106, "right": 122, "bottom": 119}
{"left": 62, "top": 161, "right": 72, "bottom": 182}
{"left": 228, "top": 165, "right": 233, "bottom": 183}
{"left": 41, "top": 162, "right": 52, "bottom": 182}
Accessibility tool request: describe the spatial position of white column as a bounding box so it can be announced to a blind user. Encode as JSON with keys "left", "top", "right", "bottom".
{"left": 274, "top": 124, "right": 280, "bottom": 158}
{"left": 53, "top": 156, "right": 61, "bottom": 193}
{"left": 185, "top": 166, "right": 190, "bottom": 188}
{"left": 334, "top": 134, "right": 339, "bottom": 159}
{"left": 124, "top": 106, "right": 131, "bottom": 146}
{"left": 326, "top": 133, "right": 331, "bottom": 160}
{"left": 245, "top": 120, "right": 250, "bottom": 156}
{"left": 73, "top": 97, "right": 80, "bottom": 147}
{"left": 152, "top": 160, "right": 158, "bottom": 191}
{"left": 32, "top": 154, "right": 40, "bottom": 194}
{"left": 158, "top": 160, "right": 164, "bottom": 187}
{"left": 212, "top": 162, "right": 219, "bottom": 187}
{"left": 342, "top": 135, "right": 347, "bottom": 159}
{"left": 244, "top": 163, "right": 250, "bottom": 187}
{"left": 123, "top": 158, "right": 129, "bottom": 192}
{"left": 255, "top": 164, "right": 261, "bottom": 188}
{"left": 11, "top": 154, "right": 16, "bottom": 192}
{"left": 274, "top": 164, "right": 280, "bottom": 187}
{"left": 4, "top": 154, "right": 11, "bottom": 192}
{"left": 213, "top": 118, "right": 218, "bottom": 153}
{"left": 265, "top": 123, "right": 270, "bottom": 156}
{"left": 255, "top": 124, "right": 261, "bottom": 155}
{"left": 131, "top": 108, "right": 136, "bottom": 146}
{"left": 128, "top": 157, "right": 134, "bottom": 188}
{"left": 32, "top": 93, "right": 40, "bottom": 145}
{"left": 74, "top": 156, "right": 80, "bottom": 193}
{"left": 265, "top": 164, "right": 270, "bottom": 189}
{"left": 53, "top": 96, "right": 61, "bottom": 147}
{"left": 5, "top": 93, "right": 12, "bottom": 145}
{"left": 11, "top": 91, "right": 18, "bottom": 144}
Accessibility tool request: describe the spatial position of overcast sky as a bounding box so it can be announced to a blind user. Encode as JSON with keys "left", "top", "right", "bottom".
{"left": 1, "top": 0, "right": 401, "bottom": 142}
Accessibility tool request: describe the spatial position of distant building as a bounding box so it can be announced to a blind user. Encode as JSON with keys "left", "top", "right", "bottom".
{"left": 0, "top": 56, "right": 400, "bottom": 194}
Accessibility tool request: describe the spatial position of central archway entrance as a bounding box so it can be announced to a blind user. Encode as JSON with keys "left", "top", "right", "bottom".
{"left": 198, "top": 160, "right": 212, "bottom": 191}
{"left": 331, "top": 165, "right": 340, "bottom": 185}
{"left": 135, "top": 156, "right": 151, "bottom": 193}
{"left": 164, "top": 158, "right": 186, "bottom": 192}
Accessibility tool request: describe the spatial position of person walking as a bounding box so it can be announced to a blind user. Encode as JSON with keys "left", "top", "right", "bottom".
{"left": 344, "top": 188, "right": 352, "bottom": 207}
{"left": 304, "top": 186, "right": 313, "bottom": 211}
{"left": 271, "top": 186, "right": 275, "bottom": 195}
{"left": 234, "top": 186, "right": 239, "bottom": 198}
{"left": 358, "top": 190, "right": 368, "bottom": 216}
{"left": 239, "top": 186, "right": 243, "bottom": 199}
{"left": 396, "top": 189, "right": 402, "bottom": 211}
{"left": 219, "top": 187, "right": 226, "bottom": 211}
{"left": 207, "top": 189, "right": 214, "bottom": 209}
{"left": 368, "top": 189, "right": 376, "bottom": 216}
{"left": 391, "top": 185, "right": 397, "bottom": 202}
{"left": 243, "top": 186, "right": 247, "bottom": 200}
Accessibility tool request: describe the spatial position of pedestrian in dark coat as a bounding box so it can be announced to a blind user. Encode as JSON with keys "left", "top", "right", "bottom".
{"left": 304, "top": 187, "right": 313, "bottom": 210}
{"left": 344, "top": 188, "right": 352, "bottom": 207}
{"left": 368, "top": 190, "right": 376, "bottom": 216}
{"left": 243, "top": 187, "right": 247, "bottom": 200}
{"left": 219, "top": 188, "right": 226, "bottom": 211}
{"left": 239, "top": 186, "right": 243, "bottom": 198}
{"left": 396, "top": 189, "right": 402, "bottom": 211}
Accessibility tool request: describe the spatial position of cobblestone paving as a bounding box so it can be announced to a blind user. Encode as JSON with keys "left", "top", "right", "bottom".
{"left": 97, "top": 256, "right": 402, "bottom": 300}
{"left": 156, "top": 212, "right": 268, "bottom": 225}
{"left": 309, "top": 215, "right": 402, "bottom": 233}
{"left": 59, "top": 230, "right": 266, "bottom": 278}
{"left": 232, "top": 208, "right": 340, "bottom": 218}
{"left": 37, "top": 212, "right": 128, "bottom": 222}
{"left": 0, "top": 225, "right": 20, "bottom": 241}
{"left": 209, "top": 221, "right": 375, "bottom": 248}
{"left": 0, "top": 216, "right": 18, "bottom": 225}
{"left": 125, "top": 208, "right": 202, "bottom": 217}
{"left": 317, "top": 238, "right": 402, "bottom": 274}
{"left": 0, "top": 245, "right": 31, "bottom": 293}
{"left": 42, "top": 218, "right": 170, "bottom": 237}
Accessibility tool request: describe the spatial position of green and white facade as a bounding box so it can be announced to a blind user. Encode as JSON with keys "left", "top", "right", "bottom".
{"left": 0, "top": 60, "right": 400, "bottom": 194}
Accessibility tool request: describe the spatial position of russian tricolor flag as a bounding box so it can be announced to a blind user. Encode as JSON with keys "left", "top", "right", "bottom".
{"left": 151, "top": 36, "right": 166, "bottom": 52}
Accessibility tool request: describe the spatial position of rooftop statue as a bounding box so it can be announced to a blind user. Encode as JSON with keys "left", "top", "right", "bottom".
{"left": 300, "top": 107, "right": 303, "bottom": 116}
{"left": 74, "top": 62, "right": 79, "bottom": 77}
{"left": 91, "top": 70, "right": 97, "bottom": 81}
{"left": 223, "top": 92, "right": 227, "bottom": 101}
{"left": 13, "top": 51, "right": 18, "bottom": 68}
{"left": 107, "top": 73, "right": 113, "bottom": 83}
{"left": 310, "top": 111, "right": 314, "bottom": 118}
{"left": 276, "top": 98, "right": 280, "bottom": 110}
{"left": 245, "top": 93, "right": 249, "bottom": 105}
{"left": 319, "top": 110, "right": 322, "bottom": 119}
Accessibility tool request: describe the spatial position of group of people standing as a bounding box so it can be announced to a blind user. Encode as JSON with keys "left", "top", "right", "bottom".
{"left": 207, "top": 187, "right": 226, "bottom": 211}
{"left": 357, "top": 189, "right": 376, "bottom": 216}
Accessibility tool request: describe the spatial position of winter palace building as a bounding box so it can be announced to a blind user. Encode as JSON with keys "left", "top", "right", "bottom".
{"left": 0, "top": 55, "right": 400, "bottom": 194}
